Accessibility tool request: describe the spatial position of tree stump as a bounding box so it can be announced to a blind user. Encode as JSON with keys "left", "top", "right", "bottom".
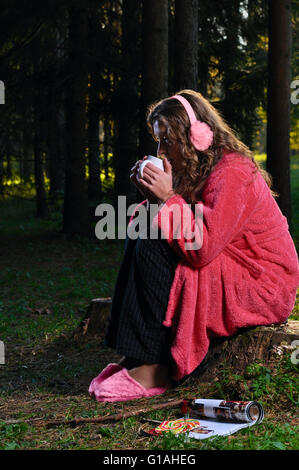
{"left": 193, "top": 320, "right": 299, "bottom": 381}
{"left": 72, "top": 298, "right": 112, "bottom": 340}
{"left": 73, "top": 298, "right": 299, "bottom": 378}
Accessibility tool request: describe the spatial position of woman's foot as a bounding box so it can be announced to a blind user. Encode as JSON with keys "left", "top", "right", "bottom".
{"left": 128, "top": 364, "right": 171, "bottom": 389}
{"left": 118, "top": 357, "right": 172, "bottom": 389}
{"left": 129, "top": 363, "right": 171, "bottom": 389}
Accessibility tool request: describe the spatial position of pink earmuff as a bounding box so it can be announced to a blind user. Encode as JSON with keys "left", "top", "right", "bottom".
{"left": 171, "top": 94, "right": 213, "bottom": 151}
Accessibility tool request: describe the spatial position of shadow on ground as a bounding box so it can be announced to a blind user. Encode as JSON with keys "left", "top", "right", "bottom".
{"left": 0, "top": 332, "right": 122, "bottom": 396}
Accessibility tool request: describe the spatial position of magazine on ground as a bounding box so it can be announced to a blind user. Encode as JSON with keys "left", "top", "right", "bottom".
{"left": 141, "top": 399, "right": 264, "bottom": 440}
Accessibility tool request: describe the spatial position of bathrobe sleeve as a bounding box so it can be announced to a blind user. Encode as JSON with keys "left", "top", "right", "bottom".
{"left": 152, "top": 163, "right": 256, "bottom": 268}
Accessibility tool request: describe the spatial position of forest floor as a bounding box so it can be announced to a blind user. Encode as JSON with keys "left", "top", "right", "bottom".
{"left": 0, "top": 154, "right": 298, "bottom": 450}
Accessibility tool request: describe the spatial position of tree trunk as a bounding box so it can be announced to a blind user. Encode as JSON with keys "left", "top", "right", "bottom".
{"left": 174, "top": 0, "right": 199, "bottom": 91}
{"left": 22, "top": 132, "right": 32, "bottom": 183}
{"left": 113, "top": 0, "right": 142, "bottom": 209}
{"left": 32, "top": 36, "right": 48, "bottom": 218}
{"left": 139, "top": 0, "right": 169, "bottom": 160}
{"left": 103, "top": 118, "right": 110, "bottom": 180}
{"left": 45, "top": 29, "right": 65, "bottom": 202}
{"left": 88, "top": 75, "right": 102, "bottom": 204}
{"left": 20, "top": 99, "right": 34, "bottom": 183}
{"left": 0, "top": 151, "right": 4, "bottom": 195}
{"left": 33, "top": 114, "right": 48, "bottom": 218}
{"left": 5, "top": 137, "right": 12, "bottom": 181}
{"left": 63, "top": 4, "right": 89, "bottom": 236}
{"left": 87, "top": 4, "right": 102, "bottom": 206}
{"left": 266, "top": 0, "right": 292, "bottom": 226}
{"left": 48, "top": 88, "right": 65, "bottom": 201}
{"left": 220, "top": 0, "right": 242, "bottom": 129}
{"left": 49, "top": 115, "right": 65, "bottom": 197}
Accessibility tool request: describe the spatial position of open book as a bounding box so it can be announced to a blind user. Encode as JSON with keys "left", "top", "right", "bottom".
{"left": 142, "top": 399, "right": 264, "bottom": 440}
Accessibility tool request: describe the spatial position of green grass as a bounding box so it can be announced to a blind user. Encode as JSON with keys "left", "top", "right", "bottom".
{"left": 0, "top": 156, "right": 298, "bottom": 450}
{"left": 0, "top": 197, "right": 124, "bottom": 347}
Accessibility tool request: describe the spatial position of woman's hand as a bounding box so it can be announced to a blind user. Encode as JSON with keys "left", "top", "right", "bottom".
{"left": 130, "top": 156, "right": 160, "bottom": 204}
{"left": 138, "top": 158, "right": 175, "bottom": 203}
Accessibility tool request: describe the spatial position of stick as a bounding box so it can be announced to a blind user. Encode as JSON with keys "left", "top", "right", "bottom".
{"left": 45, "top": 399, "right": 183, "bottom": 428}
{"left": 1, "top": 417, "right": 44, "bottom": 425}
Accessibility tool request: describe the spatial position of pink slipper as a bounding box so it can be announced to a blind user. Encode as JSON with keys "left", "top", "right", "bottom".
{"left": 89, "top": 363, "right": 123, "bottom": 396}
{"left": 92, "top": 368, "right": 171, "bottom": 402}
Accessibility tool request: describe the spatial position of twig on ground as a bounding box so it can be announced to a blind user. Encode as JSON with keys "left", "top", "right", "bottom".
{"left": 1, "top": 417, "right": 44, "bottom": 425}
{"left": 45, "top": 399, "right": 183, "bottom": 428}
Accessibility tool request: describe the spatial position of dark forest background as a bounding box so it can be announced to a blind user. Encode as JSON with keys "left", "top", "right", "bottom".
{"left": 0, "top": 0, "right": 298, "bottom": 237}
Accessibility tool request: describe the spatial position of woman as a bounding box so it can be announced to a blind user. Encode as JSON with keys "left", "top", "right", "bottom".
{"left": 89, "top": 90, "right": 299, "bottom": 402}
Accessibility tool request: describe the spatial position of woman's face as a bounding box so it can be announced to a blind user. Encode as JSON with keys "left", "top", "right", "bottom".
{"left": 153, "top": 120, "right": 183, "bottom": 172}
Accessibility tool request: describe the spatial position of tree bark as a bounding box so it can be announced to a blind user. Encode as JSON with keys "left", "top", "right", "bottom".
{"left": 87, "top": 3, "right": 102, "bottom": 206}
{"left": 103, "top": 118, "right": 110, "bottom": 180}
{"left": 32, "top": 36, "right": 48, "bottom": 218}
{"left": 194, "top": 320, "right": 299, "bottom": 381}
{"left": 0, "top": 151, "right": 4, "bottom": 195}
{"left": 63, "top": 4, "right": 89, "bottom": 236}
{"left": 72, "top": 298, "right": 112, "bottom": 339}
{"left": 220, "top": 0, "right": 242, "bottom": 129}
{"left": 33, "top": 114, "right": 48, "bottom": 218}
{"left": 113, "top": 0, "right": 142, "bottom": 209}
{"left": 266, "top": 0, "right": 292, "bottom": 226}
{"left": 48, "top": 88, "right": 65, "bottom": 200}
{"left": 102, "top": 116, "right": 111, "bottom": 180}
{"left": 45, "top": 28, "right": 65, "bottom": 202}
{"left": 87, "top": 74, "right": 102, "bottom": 204}
{"left": 5, "top": 144, "right": 12, "bottom": 181}
{"left": 174, "top": 0, "right": 199, "bottom": 91}
{"left": 22, "top": 130, "right": 32, "bottom": 183}
{"left": 49, "top": 107, "right": 65, "bottom": 198}
{"left": 139, "top": 0, "right": 169, "bottom": 160}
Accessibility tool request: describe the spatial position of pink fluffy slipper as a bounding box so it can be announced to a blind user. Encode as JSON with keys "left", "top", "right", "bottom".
{"left": 89, "top": 363, "right": 123, "bottom": 397}
{"left": 92, "top": 368, "right": 171, "bottom": 402}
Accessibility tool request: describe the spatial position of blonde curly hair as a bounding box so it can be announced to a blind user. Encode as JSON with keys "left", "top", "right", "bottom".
{"left": 147, "top": 89, "right": 277, "bottom": 203}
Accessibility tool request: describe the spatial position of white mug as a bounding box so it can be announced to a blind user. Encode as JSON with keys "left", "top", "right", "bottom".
{"left": 138, "top": 155, "right": 164, "bottom": 179}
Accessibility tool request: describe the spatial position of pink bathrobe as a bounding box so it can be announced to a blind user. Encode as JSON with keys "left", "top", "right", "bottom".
{"left": 129, "top": 151, "right": 299, "bottom": 380}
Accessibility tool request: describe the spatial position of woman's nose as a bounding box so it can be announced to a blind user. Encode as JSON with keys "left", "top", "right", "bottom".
{"left": 157, "top": 142, "right": 165, "bottom": 158}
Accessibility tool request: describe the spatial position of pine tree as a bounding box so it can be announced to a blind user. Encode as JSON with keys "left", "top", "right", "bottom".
{"left": 266, "top": 0, "right": 292, "bottom": 224}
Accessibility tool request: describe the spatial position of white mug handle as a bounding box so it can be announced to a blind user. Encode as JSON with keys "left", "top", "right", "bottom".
{"left": 138, "top": 160, "right": 149, "bottom": 179}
